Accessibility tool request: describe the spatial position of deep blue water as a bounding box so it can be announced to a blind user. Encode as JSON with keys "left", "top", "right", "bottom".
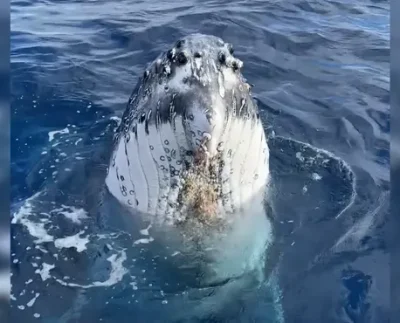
{"left": 10, "top": 0, "right": 389, "bottom": 322}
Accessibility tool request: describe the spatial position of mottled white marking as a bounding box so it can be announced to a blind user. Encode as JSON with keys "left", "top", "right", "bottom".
{"left": 145, "top": 123, "right": 168, "bottom": 217}
{"left": 126, "top": 131, "right": 149, "bottom": 213}
{"left": 136, "top": 121, "right": 159, "bottom": 214}
{"left": 225, "top": 117, "right": 246, "bottom": 211}
{"left": 167, "top": 63, "right": 192, "bottom": 93}
{"left": 221, "top": 66, "right": 240, "bottom": 90}
{"left": 105, "top": 138, "right": 134, "bottom": 208}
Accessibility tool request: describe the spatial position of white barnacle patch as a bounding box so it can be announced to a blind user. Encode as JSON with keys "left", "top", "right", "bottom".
{"left": 221, "top": 65, "right": 240, "bottom": 91}
{"left": 218, "top": 71, "right": 225, "bottom": 98}
{"left": 105, "top": 136, "right": 135, "bottom": 208}
{"left": 166, "top": 63, "right": 192, "bottom": 93}
{"left": 164, "top": 64, "right": 171, "bottom": 75}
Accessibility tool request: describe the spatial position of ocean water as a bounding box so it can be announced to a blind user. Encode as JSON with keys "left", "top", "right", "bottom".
{"left": 10, "top": 0, "right": 390, "bottom": 322}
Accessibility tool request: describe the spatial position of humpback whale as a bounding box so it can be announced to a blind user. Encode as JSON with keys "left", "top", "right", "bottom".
{"left": 104, "top": 33, "right": 273, "bottom": 308}
{"left": 106, "top": 34, "right": 270, "bottom": 231}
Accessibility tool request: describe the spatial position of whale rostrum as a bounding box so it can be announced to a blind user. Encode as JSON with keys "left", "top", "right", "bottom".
{"left": 106, "top": 34, "right": 270, "bottom": 227}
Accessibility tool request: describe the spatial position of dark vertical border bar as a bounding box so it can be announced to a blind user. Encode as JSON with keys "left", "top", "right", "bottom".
{"left": 391, "top": 0, "right": 399, "bottom": 321}
{"left": 0, "top": 0, "right": 10, "bottom": 322}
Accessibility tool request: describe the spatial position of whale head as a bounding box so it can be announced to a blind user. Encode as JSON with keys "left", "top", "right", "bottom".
{"left": 106, "top": 34, "right": 270, "bottom": 229}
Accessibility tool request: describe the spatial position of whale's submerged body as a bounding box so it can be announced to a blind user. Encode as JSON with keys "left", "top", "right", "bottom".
{"left": 106, "top": 34, "right": 270, "bottom": 229}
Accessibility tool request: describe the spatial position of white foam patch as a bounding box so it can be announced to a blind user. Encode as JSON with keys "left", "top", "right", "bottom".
{"left": 74, "top": 138, "right": 83, "bottom": 145}
{"left": 110, "top": 116, "right": 121, "bottom": 125}
{"left": 27, "top": 293, "right": 40, "bottom": 307}
{"left": 54, "top": 250, "right": 128, "bottom": 288}
{"left": 139, "top": 224, "right": 152, "bottom": 236}
{"left": 130, "top": 281, "right": 138, "bottom": 290}
{"left": 54, "top": 231, "right": 89, "bottom": 252}
{"left": 35, "top": 263, "right": 55, "bottom": 281}
{"left": 12, "top": 192, "right": 130, "bottom": 293}
{"left": 48, "top": 127, "right": 70, "bottom": 142}
{"left": 53, "top": 205, "right": 88, "bottom": 224}
{"left": 133, "top": 237, "right": 154, "bottom": 245}
{"left": 311, "top": 173, "right": 322, "bottom": 181}
{"left": 12, "top": 195, "right": 90, "bottom": 247}
{"left": 11, "top": 192, "right": 54, "bottom": 244}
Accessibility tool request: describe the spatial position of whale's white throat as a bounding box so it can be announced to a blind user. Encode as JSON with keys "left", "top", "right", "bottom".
{"left": 105, "top": 34, "right": 270, "bottom": 228}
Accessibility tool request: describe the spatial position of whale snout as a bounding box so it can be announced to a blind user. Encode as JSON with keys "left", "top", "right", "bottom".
{"left": 106, "top": 34, "right": 270, "bottom": 226}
